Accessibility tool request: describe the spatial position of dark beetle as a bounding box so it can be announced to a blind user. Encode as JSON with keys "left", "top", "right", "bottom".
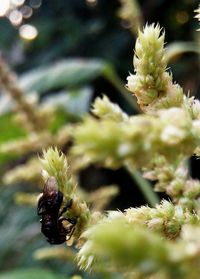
{"left": 37, "top": 177, "right": 76, "bottom": 244}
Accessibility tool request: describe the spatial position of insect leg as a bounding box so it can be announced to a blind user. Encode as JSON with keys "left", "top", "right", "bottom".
{"left": 59, "top": 198, "right": 73, "bottom": 217}
{"left": 59, "top": 216, "right": 77, "bottom": 237}
{"left": 37, "top": 196, "right": 45, "bottom": 215}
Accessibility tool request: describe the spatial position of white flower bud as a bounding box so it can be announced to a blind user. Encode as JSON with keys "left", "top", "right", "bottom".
{"left": 160, "top": 125, "right": 185, "bottom": 145}
{"left": 117, "top": 143, "right": 132, "bottom": 157}
{"left": 192, "top": 99, "right": 200, "bottom": 119}
{"left": 192, "top": 120, "right": 200, "bottom": 136}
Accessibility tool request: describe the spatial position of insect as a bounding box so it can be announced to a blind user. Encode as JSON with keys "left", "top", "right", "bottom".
{"left": 37, "top": 176, "right": 76, "bottom": 244}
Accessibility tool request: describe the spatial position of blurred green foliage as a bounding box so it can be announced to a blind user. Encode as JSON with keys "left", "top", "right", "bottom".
{"left": 0, "top": 268, "right": 67, "bottom": 279}
{"left": 0, "top": 0, "right": 199, "bottom": 279}
{"left": 0, "top": 113, "right": 27, "bottom": 142}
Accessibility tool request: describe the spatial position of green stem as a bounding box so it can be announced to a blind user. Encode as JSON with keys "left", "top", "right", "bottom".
{"left": 103, "top": 64, "right": 139, "bottom": 112}
{"left": 102, "top": 63, "right": 158, "bottom": 206}
{"left": 125, "top": 164, "right": 159, "bottom": 207}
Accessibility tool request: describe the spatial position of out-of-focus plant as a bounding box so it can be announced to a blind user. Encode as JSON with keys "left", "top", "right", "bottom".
{"left": 0, "top": 57, "right": 137, "bottom": 185}
{"left": 118, "top": 0, "right": 143, "bottom": 36}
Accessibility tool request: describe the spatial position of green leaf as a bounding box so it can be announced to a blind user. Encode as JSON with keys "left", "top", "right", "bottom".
{"left": 19, "top": 59, "right": 138, "bottom": 112}
{"left": 0, "top": 113, "right": 27, "bottom": 143}
{"left": 19, "top": 59, "right": 106, "bottom": 94}
{"left": 0, "top": 113, "right": 27, "bottom": 166}
{"left": 43, "top": 87, "right": 93, "bottom": 115}
{"left": 0, "top": 268, "right": 68, "bottom": 279}
{"left": 165, "top": 42, "right": 200, "bottom": 62}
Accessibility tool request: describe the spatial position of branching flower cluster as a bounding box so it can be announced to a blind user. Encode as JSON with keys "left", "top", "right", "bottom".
{"left": 34, "top": 28, "right": 200, "bottom": 276}
{"left": 195, "top": 5, "right": 200, "bottom": 31}
{"left": 126, "top": 24, "right": 184, "bottom": 112}
{"left": 1, "top": 15, "right": 199, "bottom": 279}
{"left": 62, "top": 24, "right": 200, "bottom": 278}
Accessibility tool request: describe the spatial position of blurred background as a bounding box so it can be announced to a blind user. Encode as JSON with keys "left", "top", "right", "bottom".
{"left": 0, "top": 1, "right": 199, "bottom": 279}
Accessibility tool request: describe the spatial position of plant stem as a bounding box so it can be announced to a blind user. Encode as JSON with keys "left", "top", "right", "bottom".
{"left": 102, "top": 63, "right": 158, "bottom": 206}
{"left": 125, "top": 164, "right": 159, "bottom": 207}
{"left": 103, "top": 64, "right": 139, "bottom": 112}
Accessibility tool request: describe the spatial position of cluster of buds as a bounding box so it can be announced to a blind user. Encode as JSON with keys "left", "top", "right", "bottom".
{"left": 92, "top": 95, "right": 129, "bottom": 122}
{"left": 195, "top": 5, "right": 200, "bottom": 31}
{"left": 126, "top": 24, "right": 184, "bottom": 112}
{"left": 0, "top": 58, "right": 45, "bottom": 132}
{"left": 72, "top": 23, "right": 200, "bottom": 278}
{"left": 125, "top": 200, "right": 199, "bottom": 239}
{"left": 73, "top": 98, "right": 199, "bottom": 169}
{"left": 143, "top": 156, "right": 200, "bottom": 211}
{"left": 77, "top": 213, "right": 200, "bottom": 278}
{"left": 39, "top": 147, "right": 91, "bottom": 243}
{"left": 35, "top": 22, "right": 200, "bottom": 279}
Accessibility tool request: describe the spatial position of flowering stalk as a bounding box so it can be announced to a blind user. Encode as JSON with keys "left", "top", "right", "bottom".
{"left": 68, "top": 23, "right": 200, "bottom": 278}
{"left": 125, "top": 200, "right": 199, "bottom": 239}
{"left": 0, "top": 124, "right": 73, "bottom": 157}
{"left": 0, "top": 132, "right": 54, "bottom": 156}
{"left": 3, "top": 158, "right": 41, "bottom": 185}
{"left": 72, "top": 25, "right": 200, "bottom": 209}
{"left": 92, "top": 95, "right": 129, "bottom": 122}
{"left": 77, "top": 203, "right": 199, "bottom": 273}
{"left": 34, "top": 247, "right": 75, "bottom": 261}
{"left": 77, "top": 217, "right": 200, "bottom": 278}
{"left": 0, "top": 58, "right": 45, "bottom": 132}
{"left": 195, "top": 5, "right": 200, "bottom": 31}
{"left": 35, "top": 23, "right": 200, "bottom": 279}
{"left": 73, "top": 104, "right": 199, "bottom": 169}
{"left": 126, "top": 24, "right": 184, "bottom": 112}
{"left": 143, "top": 156, "right": 200, "bottom": 211}
{"left": 39, "top": 147, "right": 91, "bottom": 242}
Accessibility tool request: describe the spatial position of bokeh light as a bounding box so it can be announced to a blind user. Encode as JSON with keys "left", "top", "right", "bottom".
{"left": 0, "top": 0, "right": 42, "bottom": 40}
{"left": 19, "top": 24, "right": 38, "bottom": 40}
{"left": 0, "top": 0, "right": 10, "bottom": 17}
{"left": 86, "top": 0, "right": 98, "bottom": 7}
{"left": 9, "top": 9, "right": 23, "bottom": 26}
{"left": 176, "top": 11, "right": 189, "bottom": 24}
{"left": 20, "top": 5, "right": 33, "bottom": 19}
{"left": 29, "top": 0, "right": 42, "bottom": 9}
{"left": 11, "top": 0, "right": 25, "bottom": 6}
